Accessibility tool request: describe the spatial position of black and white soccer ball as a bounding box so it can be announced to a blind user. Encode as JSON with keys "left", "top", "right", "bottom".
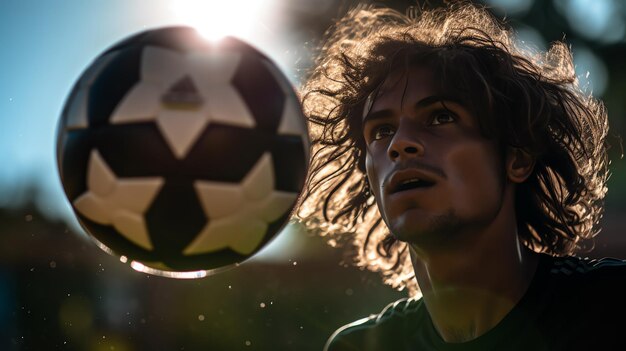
{"left": 56, "top": 27, "right": 309, "bottom": 275}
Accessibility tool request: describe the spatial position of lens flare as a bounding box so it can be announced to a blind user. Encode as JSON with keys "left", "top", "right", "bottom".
{"left": 169, "top": 0, "right": 269, "bottom": 41}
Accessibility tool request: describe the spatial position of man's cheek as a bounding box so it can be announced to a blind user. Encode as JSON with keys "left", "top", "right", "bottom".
{"left": 448, "top": 145, "right": 500, "bottom": 214}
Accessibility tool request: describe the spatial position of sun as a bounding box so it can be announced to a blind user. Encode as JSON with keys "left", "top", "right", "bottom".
{"left": 169, "top": 0, "right": 268, "bottom": 41}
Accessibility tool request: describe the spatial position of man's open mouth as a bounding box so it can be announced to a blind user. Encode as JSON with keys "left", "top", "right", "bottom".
{"left": 393, "top": 178, "right": 436, "bottom": 193}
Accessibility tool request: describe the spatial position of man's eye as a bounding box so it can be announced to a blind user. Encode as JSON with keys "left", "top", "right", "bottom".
{"left": 372, "top": 125, "right": 395, "bottom": 140}
{"left": 431, "top": 111, "right": 456, "bottom": 125}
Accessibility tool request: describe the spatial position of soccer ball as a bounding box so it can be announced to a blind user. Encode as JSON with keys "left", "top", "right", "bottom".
{"left": 56, "top": 26, "right": 309, "bottom": 276}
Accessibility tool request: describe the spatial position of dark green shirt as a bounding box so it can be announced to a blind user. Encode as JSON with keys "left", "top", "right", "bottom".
{"left": 325, "top": 254, "right": 626, "bottom": 350}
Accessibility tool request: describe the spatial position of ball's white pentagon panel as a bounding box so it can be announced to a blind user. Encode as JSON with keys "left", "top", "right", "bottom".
{"left": 111, "top": 178, "right": 165, "bottom": 213}
{"left": 194, "top": 181, "right": 243, "bottom": 220}
{"left": 74, "top": 193, "right": 154, "bottom": 250}
{"left": 242, "top": 153, "right": 274, "bottom": 201}
{"left": 256, "top": 191, "right": 297, "bottom": 222}
{"left": 184, "top": 188, "right": 297, "bottom": 256}
{"left": 110, "top": 81, "right": 162, "bottom": 124}
{"left": 80, "top": 51, "right": 120, "bottom": 89}
{"left": 73, "top": 150, "right": 163, "bottom": 250}
{"left": 64, "top": 88, "right": 89, "bottom": 129}
{"left": 141, "top": 47, "right": 241, "bottom": 93}
{"left": 74, "top": 193, "right": 110, "bottom": 224}
{"left": 155, "top": 108, "right": 209, "bottom": 159}
{"left": 206, "top": 86, "right": 256, "bottom": 128}
{"left": 141, "top": 46, "right": 188, "bottom": 86}
{"left": 87, "top": 150, "right": 116, "bottom": 197}
{"left": 184, "top": 214, "right": 268, "bottom": 255}
{"left": 187, "top": 51, "right": 241, "bottom": 91}
{"left": 75, "top": 151, "right": 165, "bottom": 215}
{"left": 111, "top": 211, "right": 153, "bottom": 250}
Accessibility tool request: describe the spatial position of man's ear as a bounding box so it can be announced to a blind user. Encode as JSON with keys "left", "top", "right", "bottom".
{"left": 506, "top": 147, "right": 535, "bottom": 183}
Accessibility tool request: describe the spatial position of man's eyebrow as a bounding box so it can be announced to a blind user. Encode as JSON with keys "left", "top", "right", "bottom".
{"left": 362, "top": 109, "right": 393, "bottom": 124}
{"left": 362, "top": 95, "right": 462, "bottom": 123}
{"left": 416, "top": 95, "right": 459, "bottom": 109}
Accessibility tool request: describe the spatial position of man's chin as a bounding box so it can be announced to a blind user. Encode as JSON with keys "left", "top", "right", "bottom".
{"left": 389, "top": 222, "right": 436, "bottom": 244}
{"left": 387, "top": 213, "right": 434, "bottom": 242}
{"left": 387, "top": 209, "right": 460, "bottom": 246}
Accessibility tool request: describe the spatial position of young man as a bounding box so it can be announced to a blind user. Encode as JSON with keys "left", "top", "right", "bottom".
{"left": 297, "top": 2, "right": 624, "bottom": 350}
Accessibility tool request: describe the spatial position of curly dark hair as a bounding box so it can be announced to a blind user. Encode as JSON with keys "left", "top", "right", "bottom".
{"left": 296, "top": 2, "right": 610, "bottom": 296}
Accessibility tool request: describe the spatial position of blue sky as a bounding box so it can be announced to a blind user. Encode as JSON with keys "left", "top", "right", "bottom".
{"left": 1, "top": 1, "right": 146, "bottom": 220}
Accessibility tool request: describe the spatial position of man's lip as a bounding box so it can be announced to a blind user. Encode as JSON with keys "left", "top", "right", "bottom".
{"left": 384, "top": 168, "right": 439, "bottom": 195}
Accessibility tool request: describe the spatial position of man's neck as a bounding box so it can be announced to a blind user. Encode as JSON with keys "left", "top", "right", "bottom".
{"left": 409, "top": 214, "right": 540, "bottom": 343}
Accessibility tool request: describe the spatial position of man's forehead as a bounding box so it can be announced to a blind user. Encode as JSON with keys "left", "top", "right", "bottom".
{"left": 362, "top": 67, "right": 442, "bottom": 119}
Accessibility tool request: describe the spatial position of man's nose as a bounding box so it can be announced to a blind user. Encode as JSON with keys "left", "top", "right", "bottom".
{"left": 387, "top": 122, "right": 424, "bottom": 161}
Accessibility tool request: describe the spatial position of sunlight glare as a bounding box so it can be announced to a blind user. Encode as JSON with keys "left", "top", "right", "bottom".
{"left": 170, "top": 0, "right": 269, "bottom": 41}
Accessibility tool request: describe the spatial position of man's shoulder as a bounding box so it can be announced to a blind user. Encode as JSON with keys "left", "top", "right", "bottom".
{"left": 548, "top": 255, "right": 626, "bottom": 283}
{"left": 545, "top": 255, "right": 626, "bottom": 314}
{"left": 324, "top": 297, "right": 424, "bottom": 351}
{"left": 542, "top": 255, "right": 626, "bottom": 348}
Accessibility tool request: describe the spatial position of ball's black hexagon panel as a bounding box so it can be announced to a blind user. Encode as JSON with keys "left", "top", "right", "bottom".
{"left": 184, "top": 123, "right": 271, "bottom": 182}
{"left": 88, "top": 46, "right": 143, "bottom": 127}
{"left": 218, "top": 36, "right": 270, "bottom": 61}
{"left": 271, "top": 135, "right": 308, "bottom": 193}
{"left": 144, "top": 181, "right": 207, "bottom": 255}
{"left": 231, "top": 55, "right": 286, "bottom": 133}
{"left": 103, "top": 26, "right": 210, "bottom": 55}
{"left": 57, "top": 81, "right": 83, "bottom": 178}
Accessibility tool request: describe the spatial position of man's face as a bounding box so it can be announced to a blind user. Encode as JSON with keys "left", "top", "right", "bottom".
{"left": 363, "top": 65, "right": 506, "bottom": 247}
